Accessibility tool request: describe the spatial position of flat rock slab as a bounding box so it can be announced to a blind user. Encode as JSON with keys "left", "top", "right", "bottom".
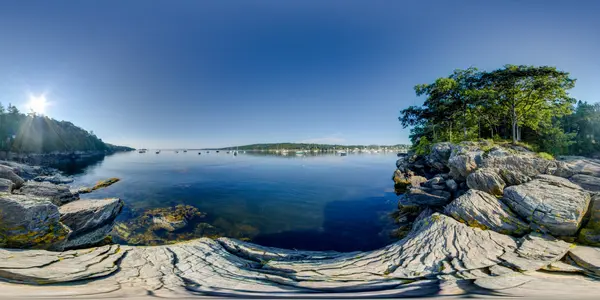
{"left": 503, "top": 175, "right": 591, "bottom": 236}
{"left": 568, "top": 246, "right": 600, "bottom": 276}
{"left": 0, "top": 214, "right": 598, "bottom": 298}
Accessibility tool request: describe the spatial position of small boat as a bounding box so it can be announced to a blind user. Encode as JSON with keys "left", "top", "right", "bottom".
{"left": 227, "top": 151, "right": 230, "bottom": 154}
{"left": 206, "top": 151, "right": 209, "bottom": 153}
{"left": 234, "top": 151, "right": 238, "bottom": 156}
{"left": 340, "top": 151, "right": 347, "bottom": 156}
{"left": 183, "top": 150, "right": 187, "bottom": 153}
{"left": 155, "top": 151, "right": 160, "bottom": 154}
{"left": 216, "top": 150, "right": 220, "bottom": 153}
{"left": 138, "top": 150, "right": 146, "bottom": 153}
{"left": 175, "top": 151, "right": 179, "bottom": 153}
{"left": 198, "top": 152, "right": 201, "bottom": 155}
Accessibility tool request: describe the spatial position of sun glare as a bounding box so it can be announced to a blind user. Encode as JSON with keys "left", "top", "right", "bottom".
{"left": 27, "top": 95, "right": 49, "bottom": 114}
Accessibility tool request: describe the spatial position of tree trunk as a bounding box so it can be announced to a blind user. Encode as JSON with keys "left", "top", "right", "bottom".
{"left": 511, "top": 103, "right": 517, "bottom": 144}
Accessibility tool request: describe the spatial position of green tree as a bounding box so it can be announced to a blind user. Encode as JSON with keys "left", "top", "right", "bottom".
{"left": 480, "top": 65, "right": 576, "bottom": 144}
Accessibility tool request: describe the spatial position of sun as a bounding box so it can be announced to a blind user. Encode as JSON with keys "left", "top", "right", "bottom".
{"left": 27, "top": 95, "right": 49, "bottom": 114}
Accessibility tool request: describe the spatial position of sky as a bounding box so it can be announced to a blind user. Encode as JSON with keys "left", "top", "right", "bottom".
{"left": 0, "top": 0, "right": 599, "bottom": 148}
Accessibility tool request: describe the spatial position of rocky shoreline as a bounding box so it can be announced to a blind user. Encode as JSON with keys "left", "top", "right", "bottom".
{"left": 1, "top": 145, "right": 600, "bottom": 299}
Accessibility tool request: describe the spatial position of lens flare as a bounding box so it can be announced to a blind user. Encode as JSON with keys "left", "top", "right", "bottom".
{"left": 27, "top": 95, "right": 48, "bottom": 114}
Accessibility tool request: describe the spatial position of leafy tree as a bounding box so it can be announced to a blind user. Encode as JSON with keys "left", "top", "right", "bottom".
{"left": 479, "top": 65, "right": 576, "bottom": 144}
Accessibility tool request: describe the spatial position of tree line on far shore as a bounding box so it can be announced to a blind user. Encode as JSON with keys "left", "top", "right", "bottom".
{"left": 399, "top": 65, "right": 600, "bottom": 156}
{"left": 0, "top": 103, "right": 133, "bottom": 153}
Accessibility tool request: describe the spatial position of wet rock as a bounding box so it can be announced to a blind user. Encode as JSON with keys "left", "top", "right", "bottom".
{"left": 503, "top": 175, "right": 591, "bottom": 236}
{"left": 18, "top": 181, "right": 79, "bottom": 206}
{"left": 59, "top": 198, "right": 124, "bottom": 235}
{"left": 401, "top": 187, "right": 452, "bottom": 206}
{"left": 445, "top": 189, "right": 529, "bottom": 235}
{"left": 0, "top": 193, "right": 71, "bottom": 250}
{"left": 499, "top": 169, "right": 531, "bottom": 186}
{"left": 578, "top": 193, "right": 600, "bottom": 246}
{"left": 0, "top": 164, "right": 25, "bottom": 188}
{"left": 466, "top": 168, "right": 506, "bottom": 196}
{"left": 112, "top": 205, "right": 208, "bottom": 245}
{"left": 570, "top": 174, "right": 600, "bottom": 192}
{"left": 33, "top": 174, "right": 74, "bottom": 184}
{"left": 0, "top": 178, "right": 14, "bottom": 193}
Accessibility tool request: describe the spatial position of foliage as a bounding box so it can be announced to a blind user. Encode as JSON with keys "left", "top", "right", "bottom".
{"left": 399, "top": 65, "right": 600, "bottom": 157}
{"left": 412, "top": 137, "right": 432, "bottom": 156}
{"left": 0, "top": 102, "right": 134, "bottom": 153}
{"left": 537, "top": 152, "right": 555, "bottom": 160}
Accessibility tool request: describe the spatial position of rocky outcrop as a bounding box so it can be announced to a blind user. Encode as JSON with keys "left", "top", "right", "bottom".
{"left": 392, "top": 169, "right": 426, "bottom": 192}
{"left": 426, "top": 142, "right": 452, "bottom": 171}
{"left": 466, "top": 168, "right": 506, "bottom": 196}
{"left": 503, "top": 175, "right": 591, "bottom": 236}
{"left": 568, "top": 245, "right": 600, "bottom": 276}
{"left": 18, "top": 181, "right": 79, "bottom": 206}
{"left": 0, "top": 193, "right": 71, "bottom": 250}
{"left": 0, "top": 178, "right": 13, "bottom": 193}
{"left": 448, "top": 145, "right": 482, "bottom": 180}
{"left": 498, "top": 168, "right": 531, "bottom": 186}
{"left": 0, "top": 165, "right": 25, "bottom": 188}
{"left": 445, "top": 189, "right": 529, "bottom": 235}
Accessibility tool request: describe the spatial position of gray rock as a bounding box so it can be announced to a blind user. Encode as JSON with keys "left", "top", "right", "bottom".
{"left": 59, "top": 198, "right": 124, "bottom": 235}
{"left": 499, "top": 169, "right": 532, "bottom": 186}
{"left": 482, "top": 149, "right": 558, "bottom": 177}
{"left": 62, "top": 222, "right": 115, "bottom": 249}
{"left": 503, "top": 175, "right": 591, "bottom": 236}
{"left": 0, "top": 193, "right": 71, "bottom": 250}
{"left": 445, "top": 179, "right": 458, "bottom": 191}
{"left": 445, "top": 189, "right": 529, "bottom": 235}
{"left": 0, "top": 178, "right": 13, "bottom": 193}
{"left": 426, "top": 142, "right": 453, "bottom": 171}
{"left": 33, "top": 174, "right": 74, "bottom": 184}
{"left": 558, "top": 156, "right": 600, "bottom": 177}
{"left": 578, "top": 193, "right": 600, "bottom": 246}
{"left": 401, "top": 187, "right": 452, "bottom": 206}
{"left": 18, "top": 181, "right": 79, "bottom": 206}
{"left": 0, "top": 164, "right": 25, "bottom": 188}
{"left": 499, "top": 233, "right": 571, "bottom": 271}
{"left": 448, "top": 150, "right": 480, "bottom": 180}
{"left": 466, "top": 168, "right": 506, "bottom": 196}
{"left": 570, "top": 174, "right": 600, "bottom": 192}
{"left": 569, "top": 246, "right": 600, "bottom": 276}
{"left": 423, "top": 176, "right": 444, "bottom": 187}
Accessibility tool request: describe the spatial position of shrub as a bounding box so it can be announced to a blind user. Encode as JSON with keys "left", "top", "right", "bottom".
{"left": 538, "top": 152, "right": 555, "bottom": 160}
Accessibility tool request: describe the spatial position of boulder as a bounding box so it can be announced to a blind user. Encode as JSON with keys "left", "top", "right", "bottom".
{"left": 570, "top": 174, "right": 600, "bottom": 192}
{"left": 426, "top": 142, "right": 453, "bottom": 171}
{"left": 503, "top": 175, "right": 591, "bottom": 236}
{"left": 447, "top": 145, "right": 482, "bottom": 180}
{"left": 62, "top": 223, "right": 115, "bottom": 249}
{"left": 482, "top": 148, "right": 558, "bottom": 177}
{"left": 0, "top": 193, "right": 71, "bottom": 250}
{"left": 18, "top": 181, "right": 79, "bottom": 206}
{"left": 423, "top": 176, "right": 444, "bottom": 187}
{"left": 445, "top": 189, "right": 529, "bottom": 235}
{"left": 498, "top": 169, "right": 531, "bottom": 186}
{"left": 445, "top": 179, "right": 458, "bottom": 191}
{"left": 59, "top": 198, "right": 124, "bottom": 235}
{"left": 0, "top": 165, "right": 25, "bottom": 188}
{"left": 0, "top": 178, "right": 13, "bottom": 193}
{"left": 558, "top": 156, "right": 600, "bottom": 177}
{"left": 392, "top": 170, "right": 426, "bottom": 191}
{"left": 578, "top": 193, "right": 600, "bottom": 246}
{"left": 466, "top": 168, "right": 506, "bottom": 196}
{"left": 401, "top": 187, "right": 452, "bottom": 206}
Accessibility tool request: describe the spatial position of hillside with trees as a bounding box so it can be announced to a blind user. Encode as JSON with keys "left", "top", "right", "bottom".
{"left": 400, "top": 65, "right": 600, "bottom": 156}
{"left": 0, "top": 103, "right": 134, "bottom": 153}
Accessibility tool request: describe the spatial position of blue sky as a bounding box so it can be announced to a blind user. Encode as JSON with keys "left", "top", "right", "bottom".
{"left": 0, "top": 0, "right": 599, "bottom": 148}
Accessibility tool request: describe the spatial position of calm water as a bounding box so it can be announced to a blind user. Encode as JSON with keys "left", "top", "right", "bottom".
{"left": 66, "top": 151, "right": 399, "bottom": 252}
